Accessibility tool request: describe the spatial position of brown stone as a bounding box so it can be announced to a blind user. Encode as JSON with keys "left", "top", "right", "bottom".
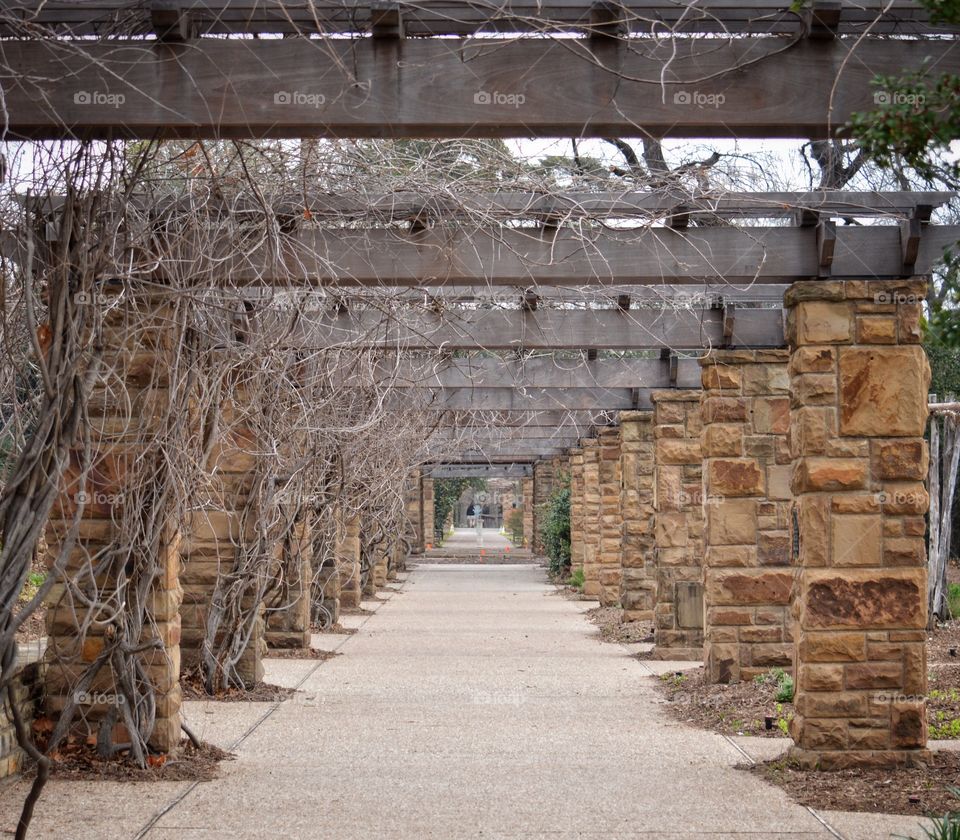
{"left": 856, "top": 317, "right": 898, "bottom": 344}
{"left": 891, "top": 700, "right": 927, "bottom": 749}
{"left": 706, "top": 570, "right": 792, "bottom": 606}
{"left": 701, "top": 364, "right": 742, "bottom": 390}
{"left": 707, "top": 499, "right": 756, "bottom": 545}
{"left": 656, "top": 439, "right": 702, "bottom": 465}
{"left": 845, "top": 662, "right": 903, "bottom": 689}
{"left": 875, "top": 440, "right": 928, "bottom": 480}
{"left": 793, "top": 458, "right": 867, "bottom": 492}
{"left": 758, "top": 531, "right": 790, "bottom": 566}
{"left": 789, "top": 346, "right": 837, "bottom": 374}
{"left": 702, "top": 397, "right": 747, "bottom": 424}
{"left": 838, "top": 347, "right": 930, "bottom": 438}
{"left": 802, "top": 570, "right": 926, "bottom": 630}
{"left": 753, "top": 397, "right": 790, "bottom": 435}
{"left": 800, "top": 664, "right": 844, "bottom": 691}
{"left": 797, "top": 496, "right": 830, "bottom": 567}
{"left": 796, "top": 300, "right": 853, "bottom": 344}
{"left": 800, "top": 631, "right": 866, "bottom": 662}
{"left": 708, "top": 459, "right": 765, "bottom": 497}
{"left": 702, "top": 424, "right": 742, "bottom": 457}
{"left": 831, "top": 515, "right": 882, "bottom": 567}
{"left": 792, "top": 407, "right": 834, "bottom": 456}
{"left": 742, "top": 364, "right": 790, "bottom": 396}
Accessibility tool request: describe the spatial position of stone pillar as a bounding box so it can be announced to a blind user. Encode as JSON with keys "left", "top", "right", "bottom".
{"left": 44, "top": 296, "right": 183, "bottom": 751}
{"left": 651, "top": 391, "right": 705, "bottom": 660}
{"left": 312, "top": 515, "right": 341, "bottom": 629}
{"left": 521, "top": 476, "right": 535, "bottom": 548}
{"left": 336, "top": 510, "right": 362, "bottom": 609}
{"left": 569, "top": 448, "right": 585, "bottom": 575}
{"left": 405, "top": 470, "right": 423, "bottom": 554}
{"left": 597, "top": 427, "right": 623, "bottom": 607}
{"left": 580, "top": 438, "right": 602, "bottom": 598}
{"left": 700, "top": 350, "right": 793, "bottom": 683}
{"left": 421, "top": 476, "right": 435, "bottom": 550}
{"left": 619, "top": 411, "right": 656, "bottom": 622}
{"left": 265, "top": 514, "right": 313, "bottom": 649}
{"left": 788, "top": 279, "right": 930, "bottom": 768}
{"left": 532, "top": 459, "right": 556, "bottom": 554}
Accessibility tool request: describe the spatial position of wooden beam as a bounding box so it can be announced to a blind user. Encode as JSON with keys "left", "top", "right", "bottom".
{"left": 2, "top": 2, "right": 951, "bottom": 38}
{"left": 426, "top": 464, "right": 533, "bottom": 478}
{"left": 406, "top": 386, "right": 654, "bottom": 411}
{"left": 197, "top": 225, "right": 960, "bottom": 286}
{"left": 4, "top": 38, "right": 957, "bottom": 139}
{"left": 283, "top": 307, "right": 785, "bottom": 350}
{"left": 377, "top": 356, "right": 703, "bottom": 389}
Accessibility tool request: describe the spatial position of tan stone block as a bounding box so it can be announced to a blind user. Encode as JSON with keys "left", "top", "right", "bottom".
{"left": 903, "top": 643, "right": 927, "bottom": 696}
{"left": 831, "top": 494, "right": 880, "bottom": 514}
{"left": 751, "top": 643, "right": 793, "bottom": 666}
{"left": 797, "top": 691, "right": 868, "bottom": 718}
{"left": 881, "top": 483, "right": 928, "bottom": 516}
{"left": 899, "top": 303, "right": 923, "bottom": 343}
{"left": 766, "top": 465, "right": 792, "bottom": 501}
{"left": 856, "top": 317, "right": 898, "bottom": 344}
{"left": 838, "top": 346, "right": 930, "bottom": 438}
{"left": 707, "top": 459, "right": 765, "bottom": 498}
{"left": 705, "top": 546, "right": 757, "bottom": 568}
{"left": 800, "top": 664, "right": 844, "bottom": 691}
{"left": 848, "top": 725, "right": 890, "bottom": 751}
{"left": 903, "top": 517, "right": 926, "bottom": 537}
{"left": 708, "top": 608, "right": 754, "bottom": 626}
{"left": 753, "top": 397, "right": 790, "bottom": 434}
{"left": 800, "top": 631, "right": 866, "bottom": 662}
{"left": 891, "top": 700, "right": 927, "bottom": 748}
{"left": 740, "top": 626, "right": 783, "bottom": 643}
{"left": 702, "top": 397, "right": 748, "bottom": 424}
{"left": 702, "top": 424, "right": 742, "bottom": 457}
{"left": 792, "top": 407, "right": 834, "bottom": 456}
{"left": 743, "top": 364, "right": 790, "bottom": 396}
{"left": 845, "top": 662, "right": 902, "bottom": 689}
{"left": 656, "top": 439, "right": 702, "bottom": 465}
{"left": 800, "top": 718, "right": 848, "bottom": 750}
{"left": 707, "top": 499, "right": 756, "bottom": 545}
{"left": 832, "top": 514, "right": 882, "bottom": 567}
{"left": 801, "top": 569, "right": 926, "bottom": 630}
{"left": 758, "top": 531, "right": 790, "bottom": 567}
{"left": 798, "top": 496, "right": 830, "bottom": 567}
{"left": 789, "top": 346, "right": 837, "bottom": 374}
{"left": 875, "top": 440, "right": 928, "bottom": 480}
{"left": 702, "top": 364, "right": 742, "bottom": 390}
{"left": 825, "top": 438, "right": 870, "bottom": 458}
{"left": 883, "top": 537, "right": 926, "bottom": 567}
{"left": 796, "top": 300, "right": 853, "bottom": 344}
{"left": 793, "top": 458, "right": 867, "bottom": 493}
{"left": 706, "top": 569, "right": 792, "bottom": 606}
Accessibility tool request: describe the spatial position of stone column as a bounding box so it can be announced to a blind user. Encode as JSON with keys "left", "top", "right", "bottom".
{"left": 597, "top": 427, "right": 623, "bottom": 607}
{"left": 619, "top": 411, "right": 656, "bottom": 622}
{"left": 569, "top": 448, "right": 585, "bottom": 575}
{"left": 788, "top": 279, "right": 930, "bottom": 768}
{"left": 405, "top": 470, "right": 423, "bottom": 554}
{"left": 521, "top": 476, "right": 535, "bottom": 548}
{"left": 421, "top": 476, "right": 435, "bottom": 550}
{"left": 651, "top": 391, "right": 705, "bottom": 660}
{"left": 580, "top": 438, "right": 602, "bottom": 598}
{"left": 44, "top": 296, "right": 183, "bottom": 751}
{"left": 701, "top": 350, "right": 793, "bottom": 683}
{"left": 336, "top": 510, "right": 362, "bottom": 609}
{"left": 266, "top": 515, "right": 313, "bottom": 648}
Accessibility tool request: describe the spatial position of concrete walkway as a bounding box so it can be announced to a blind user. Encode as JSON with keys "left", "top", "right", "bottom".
{"left": 0, "top": 564, "right": 932, "bottom": 839}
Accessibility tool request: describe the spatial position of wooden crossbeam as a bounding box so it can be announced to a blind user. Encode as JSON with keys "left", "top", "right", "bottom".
{"left": 280, "top": 308, "right": 785, "bottom": 350}
{"left": 1, "top": 1, "right": 952, "bottom": 37}
{"left": 383, "top": 356, "right": 702, "bottom": 389}
{"left": 3, "top": 38, "right": 957, "bottom": 139}
{"left": 191, "top": 225, "right": 960, "bottom": 286}
{"left": 407, "top": 386, "right": 653, "bottom": 411}
{"left": 426, "top": 463, "right": 534, "bottom": 478}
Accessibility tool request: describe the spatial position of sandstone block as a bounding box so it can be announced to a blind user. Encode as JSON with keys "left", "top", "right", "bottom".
{"left": 838, "top": 346, "right": 930, "bottom": 438}
{"left": 708, "top": 459, "right": 765, "bottom": 497}
{"left": 706, "top": 570, "right": 792, "bottom": 606}
{"left": 801, "top": 569, "right": 926, "bottom": 630}
{"left": 796, "top": 300, "right": 853, "bottom": 344}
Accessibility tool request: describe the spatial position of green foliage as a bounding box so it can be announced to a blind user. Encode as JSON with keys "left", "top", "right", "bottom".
{"left": 775, "top": 673, "right": 795, "bottom": 703}
{"left": 932, "top": 711, "right": 960, "bottom": 739}
{"left": 897, "top": 788, "right": 960, "bottom": 839}
{"left": 949, "top": 583, "right": 960, "bottom": 620}
{"left": 568, "top": 568, "right": 585, "bottom": 589}
{"left": 505, "top": 507, "right": 524, "bottom": 544}
{"left": 18, "top": 571, "right": 46, "bottom": 604}
{"left": 433, "top": 478, "right": 486, "bottom": 542}
{"left": 539, "top": 477, "right": 571, "bottom": 575}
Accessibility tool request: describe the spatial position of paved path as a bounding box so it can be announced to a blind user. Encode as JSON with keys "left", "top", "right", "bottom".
{"left": 0, "top": 564, "right": 931, "bottom": 839}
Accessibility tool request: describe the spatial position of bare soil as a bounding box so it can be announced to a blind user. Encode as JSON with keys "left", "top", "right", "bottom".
{"left": 747, "top": 750, "right": 960, "bottom": 816}
{"left": 653, "top": 665, "right": 793, "bottom": 738}
{"left": 180, "top": 671, "right": 296, "bottom": 702}
{"left": 265, "top": 647, "right": 340, "bottom": 661}
{"left": 44, "top": 739, "right": 234, "bottom": 783}
{"left": 584, "top": 606, "right": 655, "bottom": 645}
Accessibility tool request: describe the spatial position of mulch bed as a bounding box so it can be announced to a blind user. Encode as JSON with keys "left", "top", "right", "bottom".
{"left": 311, "top": 622, "right": 357, "bottom": 635}
{"left": 929, "top": 619, "right": 960, "bottom": 665}
{"left": 584, "top": 606, "right": 655, "bottom": 645}
{"left": 13, "top": 608, "right": 46, "bottom": 644}
{"left": 653, "top": 665, "right": 793, "bottom": 738}
{"left": 180, "top": 671, "right": 296, "bottom": 703}
{"left": 340, "top": 606, "right": 375, "bottom": 616}
{"left": 746, "top": 750, "right": 960, "bottom": 816}
{"left": 265, "top": 648, "right": 340, "bottom": 661}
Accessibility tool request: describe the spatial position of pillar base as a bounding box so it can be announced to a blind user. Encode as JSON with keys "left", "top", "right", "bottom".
{"left": 788, "top": 747, "right": 932, "bottom": 771}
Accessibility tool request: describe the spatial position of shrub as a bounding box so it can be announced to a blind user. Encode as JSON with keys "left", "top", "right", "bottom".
{"left": 539, "top": 482, "right": 571, "bottom": 575}
{"left": 569, "top": 568, "right": 585, "bottom": 589}
{"left": 949, "top": 583, "right": 960, "bottom": 619}
{"left": 506, "top": 508, "right": 524, "bottom": 544}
